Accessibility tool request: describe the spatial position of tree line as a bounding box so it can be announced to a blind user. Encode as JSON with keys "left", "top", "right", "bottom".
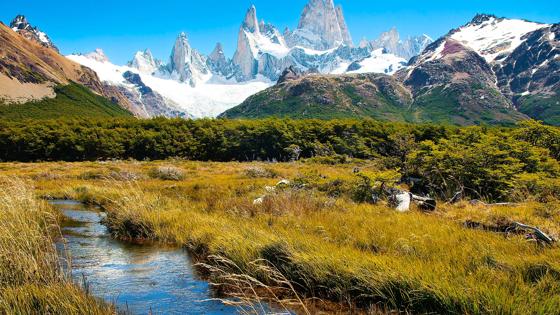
{"left": 1, "top": 118, "right": 560, "bottom": 201}
{"left": 0, "top": 118, "right": 450, "bottom": 162}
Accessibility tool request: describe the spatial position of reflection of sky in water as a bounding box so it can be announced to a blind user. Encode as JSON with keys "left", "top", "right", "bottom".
{"left": 53, "top": 201, "right": 238, "bottom": 315}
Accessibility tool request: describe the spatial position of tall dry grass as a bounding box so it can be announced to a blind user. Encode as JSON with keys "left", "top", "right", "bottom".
{"left": 0, "top": 177, "right": 113, "bottom": 314}
{"left": 98, "top": 181, "right": 560, "bottom": 314}
{"left": 3, "top": 160, "right": 560, "bottom": 314}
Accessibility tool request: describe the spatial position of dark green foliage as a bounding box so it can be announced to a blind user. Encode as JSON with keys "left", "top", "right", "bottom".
{"left": 1, "top": 117, "right": 560, "bottom": 202}
{"left": 517, "top": 91, "right": 560, "bottom": 126}
{"left": 0, "top": 118, "right": 448, "bottom": 162}
{"left": 412, "top": 86, "right": 525, "bottom": 126}
{"left": 220, "top": 75, "right": 413, "bottom": 121}
{"left": 0, "top": 83, "right": 132, "bottom": 120}
{"left": 406, "top": 124, "right": 560, "bottom": 201}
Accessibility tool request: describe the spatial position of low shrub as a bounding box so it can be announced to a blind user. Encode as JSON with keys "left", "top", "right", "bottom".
{"left": 148, "top": 166, "right": 185, "bottom": 181}
{"left": 243, "top": 166, "right": 278, "bottom": 178}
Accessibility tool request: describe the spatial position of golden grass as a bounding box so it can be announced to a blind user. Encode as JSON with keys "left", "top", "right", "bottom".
{"left": 0, "top": 177, "right": 114, "bottom": 314}
{"left": 1, "top": 160, "right": 559, "bottom": 314}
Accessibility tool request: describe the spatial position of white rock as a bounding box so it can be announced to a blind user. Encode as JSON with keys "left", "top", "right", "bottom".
{"left": 276, "top": 179, "right": 291, "bottom": 187}
{"left": 395, "top": 192, "right": 412, "bottom": 212}
{"left": 253, "top": 197, "right": 265, "bottom": 205}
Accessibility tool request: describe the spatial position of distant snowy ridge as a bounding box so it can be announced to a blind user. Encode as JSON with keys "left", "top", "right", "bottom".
{"left": 67, "top": 0, "right": 432, "bottom": 118}
{"left": 450, "top": 14, "right": 549, "bottom": 63}
{"left": 420, "top": 14, "right": 550, "bottom": 64}
{"left": 67, "top": 52, "right": 272, "bottom": 118}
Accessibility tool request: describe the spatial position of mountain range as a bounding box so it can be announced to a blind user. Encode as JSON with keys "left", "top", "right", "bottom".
{"left": 0, "top": 1, "right": 558, "bottom": 125}
{"left": 65, "top": 0, "right": 431, "bottom": 118}
{"left": 224, "top": 14, "right": 560, "bottom": 125}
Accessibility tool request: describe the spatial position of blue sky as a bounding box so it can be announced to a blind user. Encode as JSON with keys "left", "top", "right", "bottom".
{"left": 2, "top": 0, "right": 559, "bottom": 65}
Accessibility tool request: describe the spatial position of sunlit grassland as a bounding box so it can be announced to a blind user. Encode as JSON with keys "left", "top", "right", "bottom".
{"left": 1, "top": 160, "right": 559, "bottom": 314}
{"left": 0, "top": 177, "right": 114, "bottom": 314}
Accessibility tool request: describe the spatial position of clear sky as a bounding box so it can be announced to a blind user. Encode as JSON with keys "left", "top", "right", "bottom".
{"left": 2, "top": 0, "right": 559, "bottom": 65}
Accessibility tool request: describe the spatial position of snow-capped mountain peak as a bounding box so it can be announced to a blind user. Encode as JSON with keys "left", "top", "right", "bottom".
{"left": 242, "top": 5, "right": 260, "bottom": 33}
{"left": 65, "top": 1, "right": 431, "bottom": 119}
{"left": 449, "top": 14, "right": 550, "bottom": 62}
{"left": 287, "top": 0, "right": 352, "bottom": 50}
{"left": 10, "top": 15, "right": 28, "bottom": 31}
{"left": 68, "top": 49, "right": 272, "bottom": 118}
{"left": 85, "top": 48, "right": 110, "bottom": 63}
{"left": 368, "top": 28, "right": 433, "bottom": 61}
{"left": 168, "top": 32, "right": 210, "bottom": 86}
{"left": 9, "top": 15, "right": 58, "bottom": 51}
{"left": 233, "top": 5, "right": 292, "bottom": 80}
{"left": 129, "top": 49, "right": 161, "bottom": 74}
{"left": 209, "top": 43, "right": 225, "bottom": 62}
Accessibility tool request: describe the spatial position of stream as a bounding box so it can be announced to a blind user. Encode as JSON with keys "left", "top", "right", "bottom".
{"left": 51, "top": 200, "right": 241, "bottom": 315}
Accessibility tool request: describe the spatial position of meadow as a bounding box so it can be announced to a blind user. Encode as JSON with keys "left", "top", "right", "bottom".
{"left": 1, "top": 159, "right": 559, "bottom": 314}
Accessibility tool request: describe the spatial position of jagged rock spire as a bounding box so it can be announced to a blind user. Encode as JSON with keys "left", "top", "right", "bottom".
{"left": 336, "top": 5, "right": 353, "bottom": 47}
{"left": 233, "top": 5, "right": 262, "bottom": 80}
{"left": 242, "top": 5, "right": 260, "bottom": 33}
{"left": 289, "top": 0, "right": 353, "bottom": 50}
{"left": 129, "top": 49, "right": 161, "bottom": 74}
{"left": 169, "top": 32, "right": 209, "bottom": 86}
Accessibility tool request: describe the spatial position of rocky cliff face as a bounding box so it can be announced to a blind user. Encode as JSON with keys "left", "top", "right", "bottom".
{"left": 494, "top": 23, "right": 560, "bottom": 124}
{"left": 335, "top": 5, "right": 353, "bottom": 47}
{"left": 206, "top": 43, "right": 227, "bottom": 75}
{"left": 399, "top": 39, "right": 523, "bottom": 124}
{"left": 286, "top": 0, "right": 352, "bottom": 50}
{"left": 232, "top": 6, "right": 261, "bottom": 81}
{"left": 121, "top": 71, "right": 187, "bottom": 118}
{"left": 229, "top": 3, "right": 402, "bottom": 82}
{"left": 395, "top": 14, "right": 559, "bottom": 124}
{"left": 167, "top": 32, "right": 209, "bottom": 86}
{"left": 494, "top": 23, "right": 559, "bottom": 97}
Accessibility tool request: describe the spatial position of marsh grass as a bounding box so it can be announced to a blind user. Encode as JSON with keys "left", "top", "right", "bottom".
{"left": 198, "top": 255, "right": 312, "bottom": 315}
{"left": 3, "top": 161, "right": 560, "bottom": 314}
{"left": 97, "top": 183, "right": 560, "bottom": 313}
{"left": 0, "top": 177, "right": 114, "bottom": 314}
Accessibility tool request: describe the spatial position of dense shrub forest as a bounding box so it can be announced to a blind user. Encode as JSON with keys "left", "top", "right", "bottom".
{"left": 0, "top": 118, "right": 449, "bottom": 162}
{"left": 1, "top": 118, "right": 560, "bottom": 202}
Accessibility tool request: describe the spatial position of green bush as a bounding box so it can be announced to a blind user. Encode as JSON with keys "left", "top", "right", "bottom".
{"left": 406, "top": 129, "right": 560, "bottom": 201}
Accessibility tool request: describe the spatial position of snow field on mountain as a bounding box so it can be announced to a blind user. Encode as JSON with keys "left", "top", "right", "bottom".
{"left": 450, "top": 17, "right": 549, "bottom": 62}
{"left": 68, "top": 54, "right": 272, "bottom": 118}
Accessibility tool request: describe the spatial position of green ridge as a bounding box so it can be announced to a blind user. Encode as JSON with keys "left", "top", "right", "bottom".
{"left": 0, "top": 83, "right": 132, "bottom": 120}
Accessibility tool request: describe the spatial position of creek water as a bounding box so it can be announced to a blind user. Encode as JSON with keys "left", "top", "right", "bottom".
{"left": 51, "top": 200, "right": 240, "bottom": 315}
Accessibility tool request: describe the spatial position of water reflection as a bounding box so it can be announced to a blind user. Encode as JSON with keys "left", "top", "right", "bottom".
{"left": 52, "top": 200, "right": 238, "bottom": 315}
